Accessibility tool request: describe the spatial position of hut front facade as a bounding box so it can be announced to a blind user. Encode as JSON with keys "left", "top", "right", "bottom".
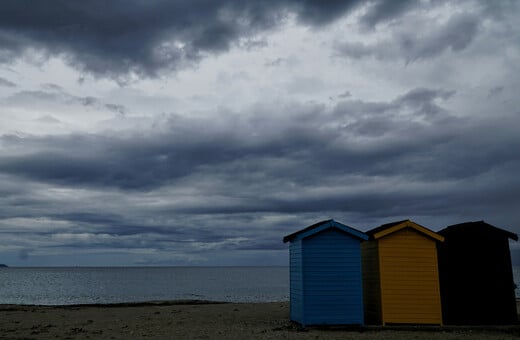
{"left": 283, "top": 219, "right": 369, "bottom": 326}
{"left": 437, "top": 221, "right": 518, "bottom": 325}
{"left": 362, "top": 220, "right": 444, "bottom": 325}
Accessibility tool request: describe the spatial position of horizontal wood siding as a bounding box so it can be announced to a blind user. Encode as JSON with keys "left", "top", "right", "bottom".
{"left": 379, "top": 229, "right": 442, "bottom": 325}
{"left": 302, "top": 229, "right": 364, "bottom": 325}
{"left": 289, "top": 240, "right": 303, "bottom": 323}
{"left": 361, "top": 240, "right": 382, "bottom": 324}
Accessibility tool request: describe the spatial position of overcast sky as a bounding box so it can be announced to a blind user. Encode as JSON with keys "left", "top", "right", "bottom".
{"left": 1, "top": 0, "right": 519, "bottom": 266}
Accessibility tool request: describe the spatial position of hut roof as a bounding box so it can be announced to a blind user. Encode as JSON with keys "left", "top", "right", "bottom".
{"left": 438, "top": 220, "right": 518, "bottom": 241}
{"left": 283, "top": 219, "right": 368, "bottom": 243}
{"left": 366, "top": 219, "right": 444, "bottom": 242}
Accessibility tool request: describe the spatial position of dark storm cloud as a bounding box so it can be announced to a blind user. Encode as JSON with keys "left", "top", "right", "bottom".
{"left": 4, "top": 89, "right": 127, "bottom": 114}
{"left": 403, "top": 13, "right": 480, "bottom": 61}
{"left": 336, "top": 12, "right": 480, "bottom": 62}
{"left": 0, "top": 76, "right": 16, "bottom": 87}
{"left": 2, "top": 133, "right": 519, "bottom": 262}
{"left": 0, "top": 0, "right": 410, "bottom": 80}
{"left": 105, "top": 104, "right": 127, "bottom": 116}
{"left": 264, "top": 57, "right": 286, "bottom": 67}
{"left": 1, "top": 86, "right": 520, "bottom": 262}
{"left": 395, "top": 88, "right": 455, "bottom": 116}
{"left": 0, "top": 88, "right": 474, "bottom": 192}
{"left": 0, "top": 192, "right": 290, "bottom": 257}
{"left": 488, "top": 86, "right": 504, "bottom": 98}
{"left": 1, "top": 1, "right": 518, "bottom": 266}
{"left": 360, "top": 0, "right": 415, "bottom": 27}
{"left": 34, "top": 115, "right": 61, "bottom": 124}
{"left": 1, "top": 87, "right": 518, "bottom": 208}
{"left": 337, "top": 91, "right": 352, "bottom": 98}
{"left": 290, "top": 0, "right": 363, "bottom": 26}
{"left": 41, "top": 83, "right": 63, "bottom": 91}
{"left": 5, "top": 90, "right": 85, "bottom": 106}
{"left": 477, "top": 0, "right": 520, "bottom": 19}
{"left": 5, "top": 90, "right": 61, "bottom": 104}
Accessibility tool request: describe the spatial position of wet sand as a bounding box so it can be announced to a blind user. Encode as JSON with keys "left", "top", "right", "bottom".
{"left": 0, "top": 301, "right": 519, "bottom": 339}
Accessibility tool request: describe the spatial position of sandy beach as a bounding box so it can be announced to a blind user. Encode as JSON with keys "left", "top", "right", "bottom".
{"left": 1, "top": 301, "right": 519, "bottom": 339}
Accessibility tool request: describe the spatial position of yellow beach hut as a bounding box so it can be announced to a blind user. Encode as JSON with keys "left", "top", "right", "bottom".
{"left": 362, "top": 219, "right": 444, "bottom": 325}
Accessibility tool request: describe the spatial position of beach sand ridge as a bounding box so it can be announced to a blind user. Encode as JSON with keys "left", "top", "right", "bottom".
{"left": 1, "top": 301, "right": 519, "bottom": 339}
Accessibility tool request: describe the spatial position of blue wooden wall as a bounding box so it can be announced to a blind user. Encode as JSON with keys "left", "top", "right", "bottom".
{"left": 290, "top": 228, "right": 365, "bottom": 325}
{"left": 289, "top": 239, "right": 303, "bottom": 322}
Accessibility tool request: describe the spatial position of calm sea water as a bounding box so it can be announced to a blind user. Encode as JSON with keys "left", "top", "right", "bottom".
{"left": 0, "top": 266, "right": 289, "bottom": 305}
{"left": 1, "top": 266, "right": 519, "bottom": 305}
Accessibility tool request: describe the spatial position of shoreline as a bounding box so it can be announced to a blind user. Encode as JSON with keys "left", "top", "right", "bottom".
{"left": 0, "top": 299, "right": 231, "bottom": 308}
{"left": 2, "top": 297, "right": 518, "bottom": 307}
{"left": 1, "top": 302, "right": 519, "bottom": 339}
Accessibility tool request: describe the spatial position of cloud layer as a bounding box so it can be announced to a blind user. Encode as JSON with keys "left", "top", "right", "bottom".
{"left": 0, "top": 0, "right": 370, "bottom": 81}
{"left": 2, "top": 87, "right": 520, "bottom": 264}
{"left": 1, "top": 0, "right": 519, "bottom": 265}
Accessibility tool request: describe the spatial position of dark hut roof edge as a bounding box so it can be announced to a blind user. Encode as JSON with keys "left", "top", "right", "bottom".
{"left": 283, "top": 219, "right": 368, "bottom": 243}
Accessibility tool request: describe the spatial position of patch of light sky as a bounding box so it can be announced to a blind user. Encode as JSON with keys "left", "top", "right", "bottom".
{"left": 1, "top": 2, "right": 517, "bottom": 140}
{"left": 142, "top": 16, "right": 355, "bottom": 113}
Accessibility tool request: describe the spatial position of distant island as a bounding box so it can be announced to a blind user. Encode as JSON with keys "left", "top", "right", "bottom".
{"left": 0, "top": 264, "right": 8, "bottom": 268}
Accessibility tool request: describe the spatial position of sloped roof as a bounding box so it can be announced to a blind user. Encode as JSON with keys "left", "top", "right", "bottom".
{"left": 283, "top": 219, "right": 368, "bottom": 243}
{"left": 439, "top": 220, "right": 518, "bottom": 241}
{"left": 366, "top": 219, "right": 444, "bottom": 242}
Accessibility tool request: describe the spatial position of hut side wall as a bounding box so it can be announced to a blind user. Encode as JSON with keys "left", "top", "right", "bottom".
{"left": 289, "top": 239, "right": 304, "bottom": 323}
{"left": 361, "top": 240, "right": 382, "bottom": 324}
{"left": 438, "top": 231, "right": 518, "bottom": 324}
{"left": 302, "top": 229, "right": 364, "bottom": 325}
{"left": 378, "top": 229, "right": 442, "bottom": 325}
{"left": 501, "top": 237, "right": 518, "bottom": 323}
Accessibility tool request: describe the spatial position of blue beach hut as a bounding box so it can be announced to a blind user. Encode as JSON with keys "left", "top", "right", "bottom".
{"left": 283, "top": 219, "right": 369, "bottom": 326}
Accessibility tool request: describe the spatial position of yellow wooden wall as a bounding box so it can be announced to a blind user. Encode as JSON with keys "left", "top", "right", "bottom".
{"left": 378, "top": 228, "right": 442, "bottom": 325}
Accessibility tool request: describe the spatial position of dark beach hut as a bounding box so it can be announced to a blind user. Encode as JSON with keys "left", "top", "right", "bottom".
{"left": 437, "top": 221, "right": 518, "bottom": 325}
{"left": 362, "top": 219, "right": 444, "bottom": 325}
{"left": 283, "top": 219, "right": 369, "bottom": 326}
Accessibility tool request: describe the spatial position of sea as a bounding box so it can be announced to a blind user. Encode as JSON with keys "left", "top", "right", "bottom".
{"left": 1, "top": 266, "right": 519, "bottom": 306}
{"left": 0, "top": 266, "right": 289, "bottom": 305}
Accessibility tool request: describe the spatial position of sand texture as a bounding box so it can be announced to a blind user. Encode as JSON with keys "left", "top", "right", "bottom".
{"left": 1, "top": 301, "right": 519, "bottom": 339}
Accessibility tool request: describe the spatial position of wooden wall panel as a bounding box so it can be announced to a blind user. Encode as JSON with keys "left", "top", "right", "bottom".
{"left": 378, "top": 229, "right": 442, "bottom": 325}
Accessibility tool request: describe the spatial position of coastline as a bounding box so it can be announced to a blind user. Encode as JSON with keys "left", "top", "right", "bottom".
{"left": 1, "top": 301, "right": 519, "bottom": 339}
